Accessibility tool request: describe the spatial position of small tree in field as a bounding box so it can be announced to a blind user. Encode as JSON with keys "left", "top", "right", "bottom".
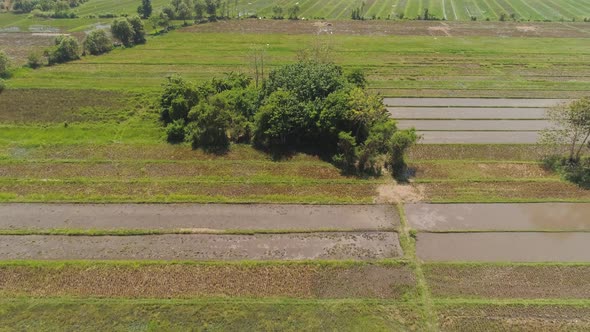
{"left": 138, "top": 0, "right": 153, "bottom": 18}
{"left": 46, "top": 35, "right": 80, "bottom": 65}
{"left": 83, "top": 29, "right": 113, "bottom": 55}
{"left": 287, "top": 5, "right": 300, "bottom": 20}
{"left": 540, "top": 98, "right": 590, "bottom": 162}
{"left": 111, "top": 18, "right": 135, "bottom": 46}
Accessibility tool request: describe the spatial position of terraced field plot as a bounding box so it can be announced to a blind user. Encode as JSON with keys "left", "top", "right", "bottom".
{"left": 5, "top": 28, "right": 590, "bottom": 98}
{"left": 0, "top": 203, "right": 398, "bottom": 232}
{"left": 406, "top": 203, "right": 590, "bottom": 231}
{"left": 232, "top": 0, "right": 590, "bottom": 21}
{"left": 389, "top": 98, "right": 564, "bottom": 143}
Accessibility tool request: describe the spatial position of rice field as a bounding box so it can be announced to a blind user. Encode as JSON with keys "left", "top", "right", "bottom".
{"left": 237, "top": 0, "right": 590, "bottom": 21}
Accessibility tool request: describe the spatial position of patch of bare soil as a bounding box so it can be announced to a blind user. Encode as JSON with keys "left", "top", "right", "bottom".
{"left": 438, "top": 303, "right": 590, "bottom": 332}
{"left": 0, "top": 203, "right": 398, "bottom": 231}
{"left": 181, "top": 20, "right": 590, "bottom": 38}
{"left": 0, "top": 232, "right": 402, "bottom": 260}
{"left": 377, "top": 184, "right": 424, "bottom": 203}
{"left": 425, "top": 264, "right": 590, "bottom": 299}
{"left": 0, "top": 263, "right": 415, "bottom": 299}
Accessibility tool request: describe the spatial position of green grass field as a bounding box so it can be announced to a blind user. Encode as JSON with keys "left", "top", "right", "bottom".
{"left": 5, "top": 30, "right": 590, "bottom": 98}
{"left": 3, "top": 0, "right": 590, "bottom": 25}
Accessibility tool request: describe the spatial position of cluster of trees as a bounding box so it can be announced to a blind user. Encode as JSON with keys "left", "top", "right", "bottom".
{"left": 111, "top": 16, "right": 146, "bottom": 47}
{"left": 159, "top": 61, "right": 417, "bottom": 177}
{"left": 137, "top": 0, "right": 241, "bottom": 24}
{"left": 10, "top": 0, "right": 88, "bottom": 18}
{"left": 270, "top": 4, "right": 300, "bottom": 20}
{"left": 541, "top": 98, "right": 590, "bottom": 188}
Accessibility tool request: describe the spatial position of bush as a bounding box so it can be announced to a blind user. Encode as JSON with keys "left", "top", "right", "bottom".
{"left": 27, "top": 52, "right": 43, "bottom": 68}
{"left": 83, "top": 29, "right": 113, "bottom": 55}
{"left": 46, "top": 35, "right": 80, "bottom": 65}
{"left": 186, "top": 101, "right": 230, "bottom": 153}
{"left": 0, "top": 50, "right": 9, "bottom": 78}
{"left": 165, "top": 119, "right": 186, "bottom": 143}
{"left": 111, "top": 16, "right": 146, "bottom": 47}
{"left": 0, "top": 78, "right": 5, "bottom": 93}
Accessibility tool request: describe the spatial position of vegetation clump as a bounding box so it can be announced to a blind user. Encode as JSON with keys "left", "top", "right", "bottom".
{"left": 159, "top": 61, "right": 417, "bottom": 177}
{"left": 45, "top": 35, "right": 80, "bottom": 65}
{"left": 0, "top": 50, "right": 10, "bottom": 78}
{"left": 83, "top": 29, "right": 113, "bottom": 55}
{"left": 111, "top": 16, "right": 146, "bottom": 47}
{"left": 540, "top": 97, "right": 590, "bottom": 188}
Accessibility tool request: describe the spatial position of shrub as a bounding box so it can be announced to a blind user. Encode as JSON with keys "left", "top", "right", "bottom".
{"left": 0, "top": 50, "right": 9, "bottom": 78}
{"left": 111, "top": 16, "right": 146, "bottom": 47}
{"left": 0, "top": 78, "right": 5, "bottom": 93}
{"left": 186, "top": 101, "right": 230, "bottom": 153}
{"left": 46, "top": 35, "right": 80, "bottom": 65}
{"left": 165, "top": 119, "right": 186, "bottom": 143}
{"left": 83, "top": 29, "right": 113, "bottom": 55}
{"left": 27, "top": 52, "right": 43, "bottom": 68}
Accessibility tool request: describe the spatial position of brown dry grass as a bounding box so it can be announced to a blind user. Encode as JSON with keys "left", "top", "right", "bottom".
{"left": 411, "top": 162, "right": 555, "bottom": 180}
{"left": 182, "top": 20, "right": 590, "bottom": 38}
{"left": 3, "top": 144, "right": 324, "bottom": 162}
{"left": 0, "top": 161, "right": 345, "bottom": 180}
{"left": 0, "top": 33, "right": 56, "bottom": 65}
{"left": 0, "top": 181, "right": 377, "bottom": 202}
{"left": 438, "top": 303, "right": 590, "bottom": 332}
{"left": 425, "top": 264, "right": 590, "bottom": 299}
{"left": 408, "top": 145, "right": 550, "bottom": 161}
{"left": 0, "top": 89, "right": 128, "bottom": 124}
{"left": 421, "top": 181, "right": 590, "bottom": 202}
{"left": 0, "top": 263, "right": 415, "bottom": 299}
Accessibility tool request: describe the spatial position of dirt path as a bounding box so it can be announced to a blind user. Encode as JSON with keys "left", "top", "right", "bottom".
{"left": 416, "top": 232, "right": 590, "bottom": 262}
{"left": 0, "top": 203, "right": 398, "bottom": 231}
{"left": 0, "top": 232, "right": 401, "bottom": 260}
{"left": 406, "top": 203, "right": 590, "bottom": 231}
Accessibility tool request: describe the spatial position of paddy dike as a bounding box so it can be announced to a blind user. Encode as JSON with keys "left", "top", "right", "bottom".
{"left": 388, "top": 107, "right": 547, "bottom": 119}
{"left": 0, "top": 232, "right": 402, "bottom": 260}
{"left": 416, "top": 232, "right": 590, "bottom": 262}
{"left": 0, "top": 203, "right": 398, "bottom": 232}
{"left": 406, "top": 203, "right": 590, "bottom": 231}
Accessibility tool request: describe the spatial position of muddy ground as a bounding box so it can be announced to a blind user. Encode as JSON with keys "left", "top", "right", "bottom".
{"left": 384, "top": 98, "right": 566, "bottom": 107}
{"left": 0, "top": 203, "right": 398, "bottom": 231}
{"left": 389, "top": 107, "right": 547, "bottom": 119}
{"left": 417, "top": 131, "right": 540, "bottom": 144}
{"left": 0, "top": 232, "right": 402, "bottom": 260}
{"left": 406, "top": 203, "right": 590, "bottom": 231}
{"left": 183, "top": 20, "right": 590, "bottom": 38}
{"left": 425, "top": 264, "right": 590, "bottom": 299}
{"left": 0, "top": 263, "right": 415, "bottom": 299}
{"left": 397, "top": 119, "right": 550, "bottom": 131}
{"left": 417, "top": 232, "right": 590, "bottom": 262}
{"left": 438, "top": 303, "right": 590, "bottom": 331}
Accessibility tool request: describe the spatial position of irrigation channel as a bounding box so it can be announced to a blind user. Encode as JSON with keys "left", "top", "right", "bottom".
{"left": 385, "top": 98, "right": 568, "bottom": 144}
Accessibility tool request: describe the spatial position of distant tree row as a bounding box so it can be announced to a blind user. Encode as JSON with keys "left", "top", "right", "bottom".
{"left": 159, "top": 61, "right": 417, "bottom": 178}
{"left": 271, "top": 4, "right": 300, "bottom": 20}
{"left": 24, "top": 16, "right": 145, "bottom": 69}
{"left": 8, "top": 0, "right": 89, "bottom": 18}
